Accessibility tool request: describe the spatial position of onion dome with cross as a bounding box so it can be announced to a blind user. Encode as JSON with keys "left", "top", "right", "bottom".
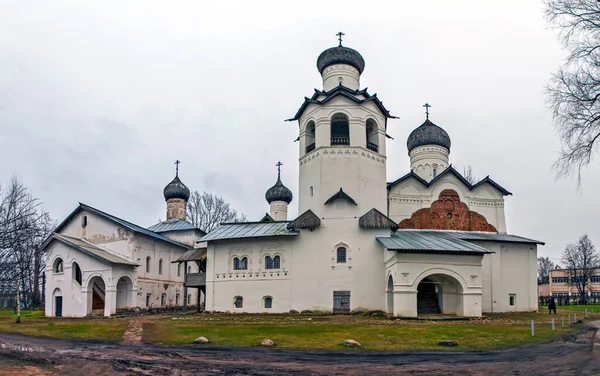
{"left": 265, "top": 162, "right": 293, "bottom": 204}
{"left": 407, "top": 103, "right": 451, "bottom": 153}
{"left": 163, "top": 160, "right": 191, "bottom": 202}
{"left": 316, "top": 32, "right": 365, "bottom": 91}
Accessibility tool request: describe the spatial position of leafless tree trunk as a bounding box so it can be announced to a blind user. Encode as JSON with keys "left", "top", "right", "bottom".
{"left": 461, "top": 165, "right": 478, "bottom": 185}
{"left": 537, "top": 256, "right": 555, "bottom": 285}
{"left": 562, "top": 234, "right": 600, "bottom": 303}
{"left": 545, "top": 1, "right": 600, "bottom": 186}
{"left": 187, "top": 191, "right": 246, "bottom": 233}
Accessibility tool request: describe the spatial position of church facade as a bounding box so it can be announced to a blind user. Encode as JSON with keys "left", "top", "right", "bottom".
{"left": 200, "top": 39, "right": 542, "bottom": 317}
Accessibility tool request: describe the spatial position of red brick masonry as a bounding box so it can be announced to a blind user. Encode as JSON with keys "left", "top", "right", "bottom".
{"left": 398, "top": 189, "right": 497, "bottom": 232}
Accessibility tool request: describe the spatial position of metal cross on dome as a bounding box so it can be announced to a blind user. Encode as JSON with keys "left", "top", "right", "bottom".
{"left": 423, "top": 103, "right": 432, "bottom": 120}
{"left": 175, "top": 160, "right": 181, "bottom": 176}
{"left": 336, "top": 31, "right": 345, "bottom": 46}
{"left": 276, "top": 161, "right": 283, "bottom": 179}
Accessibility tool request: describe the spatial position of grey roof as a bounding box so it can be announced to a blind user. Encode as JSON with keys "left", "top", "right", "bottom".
{"left": 49, "top": 234, "right": 139, "bottom": 266}
{"left": 377, "top": 229, "right": 544, "bottom": 254}
{"left": 147, "top": 219, "right": 203, "bottom": 234}
{"left": 317, "top": 45, "right": 365, "bottom": 74}
{"left": 407, "top": 119, "right": 451, "bottom": 152}
{"left": 201, "top": 221, "right": 299, "bottom": 242}
{"left": 265, "top": 177, "right": 293, "bottom": 204}
{"left": 54, "top": 203, "right": 189, "bottom": 249}
{"left": 163, "top": 175, "right": 191, "bottom": 201}
{"left": 324, "top": 188, "right": 357, "bottom": 206}
{"left": 359, "top": 208, "right": 398, "bottom": 230}
{"left": 173, "top": 248, "right": 206, "bottom": 263}
{"left": 387, "top": 165, "right": 512, "bottom": 196}
{"left": 287, "top": 209, "right": 321, "bottom": 230}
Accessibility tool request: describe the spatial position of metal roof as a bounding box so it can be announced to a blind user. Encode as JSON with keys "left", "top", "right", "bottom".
{"left": 51, "top": 234, "right": 139, "bottom": 266}
{"left": 173, "top": 248, "right": 206, "bottom": 263}
{"left": 54, "top": 203, "right": 189, "bottom": 249}
{"left": 201, "top": 221, "right": 299, "bottom": 242}
{"left": 147, "top": 219, "right": 202, "bottom": 233}
{"left": 441, "top": 231, "right": 544, "bottom": 245}
{"left": 377, "top": 231, "right": 492, "bottom": 254}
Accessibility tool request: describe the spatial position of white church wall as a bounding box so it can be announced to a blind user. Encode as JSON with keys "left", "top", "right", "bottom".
{"left": 478, "top": 241, "right": 538, "bottom": 313}
{"left": 159, "top": 229, "right": 204, "bottom": 248}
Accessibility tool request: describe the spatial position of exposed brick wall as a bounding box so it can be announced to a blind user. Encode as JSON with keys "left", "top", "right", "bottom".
{"left": 398, "top": 189, "right": 497, "bottom": 232}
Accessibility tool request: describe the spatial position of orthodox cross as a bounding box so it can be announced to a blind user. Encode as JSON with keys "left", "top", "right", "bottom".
{"left": 423, "top": 103, "right": 431, "bottom": 120}
{"left": 175, "top": 160, "right": 181, "bottom": 176}
{"left": 336, "top": 31, "right": 345, "bottom": 46}
{"left": 276, "top": 161, "right": 283, "bottom": 179}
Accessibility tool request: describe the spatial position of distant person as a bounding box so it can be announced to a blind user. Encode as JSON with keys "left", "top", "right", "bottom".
{"left": 548, "top": 297, "right": 557, "bottom": 315}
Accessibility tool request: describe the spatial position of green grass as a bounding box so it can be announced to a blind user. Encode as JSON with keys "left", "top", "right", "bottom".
{"left": 0, "top": 310, "right": 128, "bottom": 341}
{"left": 143, "top": 314, "right": 580, "bottom": 351}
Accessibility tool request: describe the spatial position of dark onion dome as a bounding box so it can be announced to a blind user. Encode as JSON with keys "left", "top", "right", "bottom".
{"left": 265, "top": 177, "right": 293, "bottom": 204}
{"left": 163, "top": 175, "right": 190, "bottom": 201}
{"left": 317, "top": 45, "right": 366, "bottom": 74}
{"left": 406, "top": 119, "right": 452, "bottom": 153}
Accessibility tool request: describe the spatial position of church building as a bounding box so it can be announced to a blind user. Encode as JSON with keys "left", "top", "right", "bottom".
{"left": 200, "top": 37, "right": 543, "bottom": 317}
{"left": 44, "top": 36, "right": 542, "bottom": 318}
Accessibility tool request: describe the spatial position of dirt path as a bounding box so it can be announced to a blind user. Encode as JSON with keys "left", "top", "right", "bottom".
{"left": 0, "top": 324, "right": 599, "bottom": 376}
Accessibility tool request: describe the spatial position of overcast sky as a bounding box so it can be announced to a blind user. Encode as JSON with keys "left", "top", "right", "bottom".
{"left": 0, "top": 1, "right": 596, "bottom": 264}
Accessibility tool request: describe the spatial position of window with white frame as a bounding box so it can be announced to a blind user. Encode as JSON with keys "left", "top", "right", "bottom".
{"left": 336, "top": 247, "right": 347, "bottom": 263}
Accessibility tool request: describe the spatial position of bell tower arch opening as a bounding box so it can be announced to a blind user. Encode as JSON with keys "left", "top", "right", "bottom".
{"left": 331, "top": 113, "right": 349, "bottom": 146}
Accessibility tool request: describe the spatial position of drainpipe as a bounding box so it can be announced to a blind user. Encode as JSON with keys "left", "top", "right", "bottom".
{"left": 183, "top": 261, "right": 188, "bottom": 313}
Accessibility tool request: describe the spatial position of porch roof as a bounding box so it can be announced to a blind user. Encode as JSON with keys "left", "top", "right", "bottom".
{"left": 50, "top": 234, "right": 139, "bottom": 266}
{"left": 377, "top": 230, "right": 493, "bottom": 254}
{"left": 173, "top": 248, "right": 206, "bottom": 263}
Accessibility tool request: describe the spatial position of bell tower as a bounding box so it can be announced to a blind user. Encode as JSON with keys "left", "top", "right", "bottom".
{"left": 288, "top": 34, "right": 396, "bottom": 218}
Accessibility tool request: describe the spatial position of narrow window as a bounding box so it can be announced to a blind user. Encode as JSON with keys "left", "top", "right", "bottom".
{"left": 146, "top": 294, "right": 151, "bottom": 307}
{"left": 161, "top": 293, "right": 166, "bottom": 307}
{"left": 176, "top": 294, "right": 180, "bottom": 306}
{"left": 305, "top": 121, "right": 316, "bottom": 153}
{"left": 53, "top": 258, "right": 64, "bottom": 273}
{"left": 234, "top": 296, "right": 243, "bottom": 308}
{"left": 146, "top": 257, "right": 151, "bottom": 273}
{"left": 433, "top": 168, "right": 437, "bottom": 178}
{"left": 273, "top": 255, "right": 281, "bottom": 269}
{"left": 337, "top": 247, "right": 347, "bottom": 263}
{"left": 310, "top": 186, "right": 314, "bottom": 196}
{"left": 509, "top": 294, "right": 516, "bottom": 306}
{"left": 265, "top": 256, "right": 273, "bottom": 269}
{"left": 240, "top": 257, "right": 248, "bottom": 270}
{"left": 82, "top": 215, "right": 88, "bottom": 227}
{"left": 365, "top": 119, "right": 378, "bottom": 152}
{"left": 188, "top": 294, "right": 191, "bottom": 304}
{"left": 233, "top": 257, "right": 240, "bottom": 270}
{"left": 72, "top": 262, "right": 82, "bottom": 285}
{"left": 159, "top": 259, "right": 163, "bottom": 275}
{"left": 177, "top": 263, "right": 181, "bottom": 277}
{"left": 264, "top": 296, "right": 273, "bottom": 309}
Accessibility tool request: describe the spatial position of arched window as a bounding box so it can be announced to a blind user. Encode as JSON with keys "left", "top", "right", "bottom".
{"left": 233, "top": 257, "right": 240, "bottom": 270}
{"left": 331, "top": 113, "right": 349, "bottom": 145}
{"left": 146, "top": 257, "right": 151, "bottom": 273}
{"left": 336, "top": 247, "right": 347, "bottom": 264}
{"left": 159, "top": 259, "right": 163, "bottom": 275}
{"left": 234, "top": 296, "right": 243, "bottom": 308}
{"left": 264, "top": 296, "right": 273, "bottom": 309}
{"left": 240, "top": 257, "right": 248, "bottom": 270}
{"left": 53, "top": 258, "right": 64, "bottom": 274}
{"left": 273, "top": 255, "right": 281, "bottom": 269}
{"left": 366, "top": 118, "right": 378, "bottom": 152}
{"left": 72, "top": 262, "right": 82, "bottom": 285}
{"left": 265, "top": 256, "right": 273, "bottom": 269}
{"left": 305, "top": 120, "right": 316, "bottom": 153}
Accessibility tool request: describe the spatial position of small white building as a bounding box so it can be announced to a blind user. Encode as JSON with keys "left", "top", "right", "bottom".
{"left": 43, "top": 173, "right": 204, "bottom": 317}
{"left": 200, "top": 38, "right": 543, "bottom": 317}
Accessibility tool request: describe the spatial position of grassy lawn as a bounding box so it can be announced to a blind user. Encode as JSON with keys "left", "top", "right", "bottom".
{"left": 143, "top": 313, "right": 582, "bottom": 351}
{"left": 0, "top": 310, "right": 128, "bottom": 341}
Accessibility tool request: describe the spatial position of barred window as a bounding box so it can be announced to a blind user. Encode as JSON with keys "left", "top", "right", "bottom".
{"left": 265, "top": 256, "right": 273, "bottom": 269}
{"left": 273, "top": 255, "right": 280, "bottom": 269}
{"left": 240, "top": 257, "right": 248, "bottom": 270}
{"left": 233, "top": 257, "right": 240, "bottom": 270}
{"left": 337, "top": 247, "right": 347, "bottom": 263}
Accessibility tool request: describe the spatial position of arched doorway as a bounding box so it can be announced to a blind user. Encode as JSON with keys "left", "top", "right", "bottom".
{"left": 417, "top": 274, "right": 464, "bottom": 315}
{"left": 87, "top": 276, "right": 106, "bottom": 315}
{"left": 116, "top": 276, "right": 133, "bottom": 310}
{"left": 386, "top": 275, "right": 394, "bottom": 314}
{"left": 52, "top": 288, "right": 62, "bottom": 317}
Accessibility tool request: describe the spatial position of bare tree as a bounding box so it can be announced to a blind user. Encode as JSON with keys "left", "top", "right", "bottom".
{"left": 461, "top": 165, "right": 478, "bottom": 185}
{"left": 187, "top": 191, "right": 246, "bottom": 233}
{"left": 537, "top": 256, "right": 555, "bottom": 285}
{"left": 562, "top": 234, "right": 600, "bottom": 303}
{"left": 545, "top": 1, "right": 600, "bottom": 185}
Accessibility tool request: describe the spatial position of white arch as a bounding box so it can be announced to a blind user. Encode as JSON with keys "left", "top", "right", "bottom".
{"left": 412, "top": 268, "right": 469, "bottom": 292}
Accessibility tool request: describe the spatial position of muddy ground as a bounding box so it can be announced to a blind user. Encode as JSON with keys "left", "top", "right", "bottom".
{"left": 0, "top": 326, "right": 599, "bottom": 376}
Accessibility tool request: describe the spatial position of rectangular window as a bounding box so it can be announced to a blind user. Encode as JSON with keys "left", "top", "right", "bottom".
{"left": 161, "top": 293, "right": 166, "bottom": 307}
{"left": 188, "top": 294, "right": 191, "bottom": 305}
{"left": 176, "top": 294, "right": 180, "bottom": 306}
{"left": 177, "top": 264, "right": 181, "bottom": 277}
{"left": 336, "top": 247, "right": 347, "bottom": 264}
{"left": 146, "top": 294, "right": 151, "bottom": 307}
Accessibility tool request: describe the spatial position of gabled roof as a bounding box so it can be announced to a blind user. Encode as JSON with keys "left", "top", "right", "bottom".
{"left": 286, "top": 85, "right": 397, "bottom": 121}
{"left": 201, "top": 221, "right": 299, "bottom": 242}
{"left": 147, "top": 219, "right": 204, "bottom": 235}
{"left": 45, "top": 234, "right": 139, "bottom": 266}
{"left": 387, "top": 165, "right": 512, "bottom": 196}
{"left": 288, "top": 209, "right": 321, "bottom": 230}
{"left": 173, "top": 248, "right": 206, "bottom": 263}
{"left": 359, "top": 208, "right": 398, "bottom": 230}
{"left": 324, "top": 188, "right": 358, "bottom": 206}
{"left": 54, "top": 203, "right": 189, "bottom": 249}
{"left": 260, "top": 213, "right": 274, "bottom": 222}
{"left": 376, "top": 230, "right": 492, "bottom": 255}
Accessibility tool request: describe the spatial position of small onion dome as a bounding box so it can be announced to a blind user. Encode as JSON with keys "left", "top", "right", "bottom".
{"left": 317, "top": 45, "right": 365, "bottom": 74}
{"left": 265, "top": 178, "right": 293, "bottom": 204}
{"left": 406, "top": 119, "right": 452, "bottom": 153}
{"left": 163, "top": 175, "right": 190, "bottom": 201}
